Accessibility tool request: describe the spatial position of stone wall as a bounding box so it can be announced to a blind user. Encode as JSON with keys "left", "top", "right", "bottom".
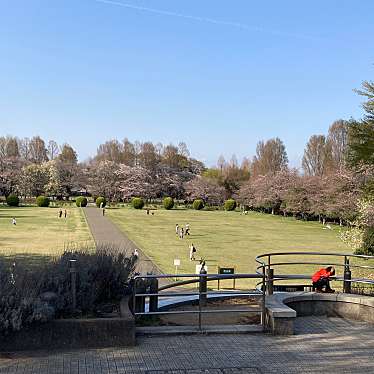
{"left": 0, "top": 296, "right": 135, "bottom": 352}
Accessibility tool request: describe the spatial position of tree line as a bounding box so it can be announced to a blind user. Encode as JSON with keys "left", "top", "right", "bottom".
{"left": 0, "top": 136, "right": 205, "bottom": 200}
{"left": 0, "top": 83, "right": 372, "bottom": 206}
{"left": 0, "top": 80, "right": 373, "bottom": 252}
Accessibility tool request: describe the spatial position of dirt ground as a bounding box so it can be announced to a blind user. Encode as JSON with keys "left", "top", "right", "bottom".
{"left": 140, "top": 297, "right": 262, "bottom": 326}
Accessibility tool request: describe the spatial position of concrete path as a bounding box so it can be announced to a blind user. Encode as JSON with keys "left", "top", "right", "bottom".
{"left": 1, "top": 316, "right": 374, "bottom": 373}
{"left": 84, "top": 207, "right": 161, "bottom": 276}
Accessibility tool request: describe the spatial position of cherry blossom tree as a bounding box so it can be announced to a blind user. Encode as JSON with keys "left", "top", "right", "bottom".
{"left": 116, "top": 165, "right": 154, "bottom": 201}
{"left": 16, "top": 163, "right": 50, "bottom": 197}
{"left": 0, "top": 158, "right": 24, "bottom": 196}
{"left": 184, "top": 176, "right": 225, "bottom": 205}
{"left": 88, "top": 160, "right": 121, "bottom": 201}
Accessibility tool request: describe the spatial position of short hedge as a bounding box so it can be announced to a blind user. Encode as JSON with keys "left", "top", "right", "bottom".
{"left": 193, "top": 199, "right": 204, "bottom": 210}
{"left": 76, "top": 196, "right": 88, "bottom": 207}
{"left": 132, "top": 197, "right": 144, "bottom": 209}
{"left": 224, "top": 199, "right": 237, "bottom": 211}
{"left": 36, "top": 196, "right": 50, "bottom": 207}
{"left": 96, "top": 196, "right": 107, "bottom": 208}
{"left": 6, "top": 194, "right": 19, "bottom": 207}
{"left": 163, "top": 197, "right": 174, "bottom": 210}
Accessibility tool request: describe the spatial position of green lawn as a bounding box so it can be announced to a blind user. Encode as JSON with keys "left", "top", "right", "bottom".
{"left": 107, "top": 208, "right": 356, "bottom": 288}
{"left": 0, "top": 206, "right": 94, "bottom": 258}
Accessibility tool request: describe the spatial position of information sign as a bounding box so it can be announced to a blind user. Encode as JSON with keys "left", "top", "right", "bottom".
{"left": 217, "top": 266, "right": 236, "bottom": 289}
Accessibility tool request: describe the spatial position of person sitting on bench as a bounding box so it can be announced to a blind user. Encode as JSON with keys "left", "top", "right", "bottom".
{"left": 312, "top": 266, "right": 335, "bottom": 293}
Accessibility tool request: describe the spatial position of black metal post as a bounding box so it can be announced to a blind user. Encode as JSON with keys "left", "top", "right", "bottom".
{"left": 69, "top": 259, "right": 77, "bottom": 312}
{"left": 262, "top": 265, "right": 266, "bottom": 331}
{"left": 199, "top": 268, "right": 207, "bottom": 332}
{"left": 267, "top": 268, "right": 274, "bottom": 295}
{"left": 135, "top": 279, "right": 146, "bottom": 314}
{"left": 343, "top": 257, "right": 351, "bottom": 294}
{"left": 149, "top": 278, "right": 159, "bottom": 313}
{"left": 199, "top": 268, "right": 207, "bottom": 307}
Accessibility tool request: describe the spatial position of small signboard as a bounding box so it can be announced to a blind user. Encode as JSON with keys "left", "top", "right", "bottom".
{"left": 174, "top": 259, "right": 181, "bottom": 280}
{"left": 217, "top": 266, "right": 236, "bottom": 290}
{"left": 174, "top": 259, "right": 181, "bottom": 266}
{"left": 219, "top": 267, "right": 235, "bottom": 275}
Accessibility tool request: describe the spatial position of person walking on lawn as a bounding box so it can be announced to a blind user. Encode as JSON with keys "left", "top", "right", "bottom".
{"left": 189, "top": 243, "right": 196, "bottom": 261}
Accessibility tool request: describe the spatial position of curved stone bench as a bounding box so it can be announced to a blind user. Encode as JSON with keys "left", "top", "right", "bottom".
{"left": 265, "top": 292, "right": 374, "bottom": 335}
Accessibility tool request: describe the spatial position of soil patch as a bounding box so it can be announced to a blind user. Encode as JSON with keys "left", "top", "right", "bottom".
{"left": 138, "top": 297, "right": 261, "bottom": 326}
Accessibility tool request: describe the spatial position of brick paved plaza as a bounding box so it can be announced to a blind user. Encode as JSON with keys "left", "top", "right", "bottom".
{"left": 1, "top": 316, "right": 373, "bottom": 374}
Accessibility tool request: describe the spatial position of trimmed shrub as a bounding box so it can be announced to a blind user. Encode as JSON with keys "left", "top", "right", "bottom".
{"left": 132, "top": 197, "right": 144, "bottom": 209}
{"left": 76, "top": 196, "right": 88, "bottom": 207}
{"left": 193, "top": 199, "right": 204, "bottom": 210}
{"left": 6, "top": 194, "right": 19, "bottom": 207}
{"left": 224, "top": 199, "right": 237, "bottom": 211}
{"left": 36, "top": 195, "right": 50, "bottom": 207}
{"left": 163, "top": 197, "right": 174, "bottom": 210}
{"left": 0, "top": 246, "right": 135, "bottom": 336}
{"left": 96, "top": 196, "right": 107, "bottom": 208}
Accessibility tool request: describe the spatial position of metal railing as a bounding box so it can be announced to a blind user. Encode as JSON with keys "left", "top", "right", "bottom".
{"left": 132, "top": 272, "right": 266, "bottom": 331}
{"left": 131, "top": 252, "right": 374, "bottom": 333}
{"left": 255, "top": 252, "right": 374, "bottom": 294}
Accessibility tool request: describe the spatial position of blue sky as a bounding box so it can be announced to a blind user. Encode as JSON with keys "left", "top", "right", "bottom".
{"left": 0, "top": 0, "right": 373, "bottom": 167}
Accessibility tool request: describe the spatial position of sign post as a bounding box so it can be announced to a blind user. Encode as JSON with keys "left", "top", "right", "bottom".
{"left": 217, "top": 266, "right": 236, "bottom": 290}
{"left": 174, "top": 259, "right": 180, "bottom": 280}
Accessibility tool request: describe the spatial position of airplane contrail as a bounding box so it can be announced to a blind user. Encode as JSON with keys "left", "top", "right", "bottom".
{"left": 94, "top": 0, "right": 317, "bottom": 40}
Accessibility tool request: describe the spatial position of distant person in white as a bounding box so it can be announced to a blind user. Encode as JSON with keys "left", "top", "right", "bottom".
{"left": 179, "top": 227, "right": 184, "bottom": 239}
{"left": 12, "top": 217, "right": 16, "bottom": 225}
{"left": 189, "top": 243, "right": 196, "bottom": 261}
{"left": 132, "top": 248, "right": 139, "bottom": 261}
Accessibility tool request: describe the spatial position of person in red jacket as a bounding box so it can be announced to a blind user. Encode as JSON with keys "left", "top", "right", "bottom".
{"left": 312, "top": 266, "right": 335, "bottom": 293}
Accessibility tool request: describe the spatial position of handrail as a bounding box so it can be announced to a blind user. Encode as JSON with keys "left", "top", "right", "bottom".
{"left": 138, "top": 273, "right": 262, "bottom": 279}
{"left": 158, "top": 273, "right": 263, "bottom": 291}
{"left": 131, "top": 252, "right": 374, "bottom": 333}
{"left": 255, "top": 251, "right": 374, "bottom": 268}
{"left": 262, "top": 275, "right": 374, "bottom": 283}
{"left": 132, "top": 272, "right": 267, "bottom": 332}
{"left": 256, "top": 262, "right": 374, "bottom": 272}
{"left": 255, "top": 251, "right": 374, "bottom": 295}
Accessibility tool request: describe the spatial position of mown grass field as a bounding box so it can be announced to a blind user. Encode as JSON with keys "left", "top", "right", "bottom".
{"left": 107, "top": 208, "right": 358, "bottom": 289}
{"left": 0, "top": 206, "right": 94, "bottom": 260}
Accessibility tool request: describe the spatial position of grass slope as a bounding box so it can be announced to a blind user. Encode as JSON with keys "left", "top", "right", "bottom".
{"left": 0, "top": 206, "right": 94, "bottom": 258}
{"left": 107, "top": 208, "right": 350, "bottom": 288}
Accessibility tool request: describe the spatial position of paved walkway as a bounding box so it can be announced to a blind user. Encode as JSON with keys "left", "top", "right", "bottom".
{"left": 1, "top": 316, "right": 374, "bottom": 374}
{"left": 84, "top": 207, "right": 161, "bottom": 276}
